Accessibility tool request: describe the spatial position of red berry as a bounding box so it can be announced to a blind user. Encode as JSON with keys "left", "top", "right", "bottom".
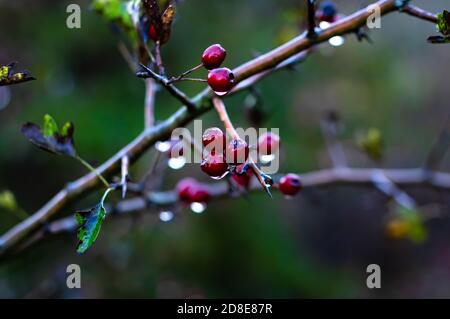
{"left": 176, "top": 178, "right": 211, "bottom": 203}
{"left": 190, "top": 186, "right": 211, "bottom": 203}
{"left": 201, "top": 44, "right": 227, "bottom": 70}
{"left": 279, "top": 173, "right": 302, "bottom": 196}
{"left": 207, "top": 68, "right": 234, "bottom": 94}
{"left": 226, "top": 139, "right": 249, "bottom": 164}
{"left": 149, "top": 24, "right": 158, "bottom": 41}
{"left": 201, "top": 153, "right": 229, "bottom": 177}
{"left": 167, "top": 139, "right": 184, "bottom": 158}
{"left": 258, "top": 132, "right": 280, "bottom": 155}
{"left": 231, "top": 164, "right": 253, "bottom": 188}
{"left": 316, "top": 1, "right": 337, "bottom": 22}
{"left": 176, "top": 178, "right": 198, "bottom": 201}
{"left": 202, "top": 127, "right": 226, "bottom": 154}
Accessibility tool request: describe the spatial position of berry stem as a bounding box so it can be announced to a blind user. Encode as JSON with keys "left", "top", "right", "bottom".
{"left": 75, "top": 155, "right": 110, "bottom": 189}
{"left": 167, "top": 64, "right": 204, "bottom": 84}
{"left": 212, "top": 97, "right": 272, "bottom": 197}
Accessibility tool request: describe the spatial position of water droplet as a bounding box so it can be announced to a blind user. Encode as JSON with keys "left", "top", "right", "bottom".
{"left": 329, "top": 36, "right": 345, "bottom": 47}
{"left": 159, "top": 211, "right": 174, "bottom": 222}
{"left": 214, "top": 91, "right": 228, "bottom": 96}
{"left": 260, "top": 154, "right": 276, "bottom": 163}
{"left": 168, "top": 157, "right": 186, "bottom": 170}
{"left": 319, "top": 21, "right": 331, "bottom": 29}
{"left": 210, "top": 170, "right": 230, "bottom": 180}
{"left": 155, "top": 141, "right": 171, "bottom": 152}
{"left": 190, "top": 202, "right": 206, "bottom": 214}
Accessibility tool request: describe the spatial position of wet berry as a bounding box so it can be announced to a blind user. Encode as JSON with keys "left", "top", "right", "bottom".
{"left": 176, "top": 178, "right": 211, "bottom": 203}
{"left": 226, "top": 139, "right": 249, "bottom": 164}
{"left": 149, "top": 24, "right": 158, "bottom": 41}
{"left": 231, "top": 163, "right": 253, "bottom": 188}
{"left": 202, "top": 127, "right": 226, "bottom": 154}
{"left": 207, "top": 68, "right": 234, "bottom": 94}
{"left": 279, "top": 173, "right": 302, "bottom": 196}
{"left": 201, "top": 153, "right": 229, "bottom": 177}
{"left": 202, "top": 44, "right": 227, "bottom": 70}
{"left": 316, "top": 1, "right": 337, "bottom": 22}
{"left": 258, "top": 132, "right": 280, "bottom": 155}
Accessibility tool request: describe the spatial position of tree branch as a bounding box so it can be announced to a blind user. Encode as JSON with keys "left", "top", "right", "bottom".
{"left": 0, "top": 0, "right": 438, "bottom": 257}
{"left": 8, "top": 167, "right": 450, "bottom": 258}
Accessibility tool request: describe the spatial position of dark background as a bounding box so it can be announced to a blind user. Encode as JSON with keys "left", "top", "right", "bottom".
{"left": 0, "top": 0, "right": 449, "bottom": 298}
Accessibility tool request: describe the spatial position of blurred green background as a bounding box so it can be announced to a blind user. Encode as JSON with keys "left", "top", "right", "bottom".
{"left": 1, "top": 0, "right": 450, "bottom": 298}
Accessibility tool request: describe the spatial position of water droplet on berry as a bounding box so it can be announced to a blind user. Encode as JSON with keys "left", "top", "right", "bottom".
{"left": 213, "top": 90, "right": 228, "bottom": 96}
{"left": 190, "top": 202, "right": 206, "bottom": 214}
{"left": 260, "top": 154, "right": 276, "bottom": 163}
{"left": 155, "top": 141, "right": 171, "bottom": 152}
{"left": 159, "top": 211, "right": 174, "bottom": 222}
{"left": 168, "top": 157, "right": 186, "bottom": 170}
{"left": 210, "top": 170, "right": 229, "bottom": 180}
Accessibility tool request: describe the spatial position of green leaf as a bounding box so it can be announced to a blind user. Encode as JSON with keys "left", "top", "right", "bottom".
{"left": 357, "top": 128, "right": 383, "bottom": 161}
{"left": 0, "top": 62, "right": 35, "bottom": 86}
{"left": 21, "top": 115, "right": 76, "bottom": 157}
{"left": 76, "top": 203, "right": 107, "bottom": 254}
{"left": 437, "top": 10, "right": 450, "bottom": 36}
{"left": 43, "top": 114, "right": 59, "bottom": 137}
{"left": 0, "top": 190, "right": 17, "bottom": 212}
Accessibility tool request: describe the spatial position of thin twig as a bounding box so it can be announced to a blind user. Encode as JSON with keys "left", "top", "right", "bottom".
{"left": 212, "top": 97, "right": 272, "bottom": 196}
{"left": 121, "top": 155, "right": 129, "bottom": 199}
{"left": 307, "top": 0, "right": 317, "bottom": 38}
{"left": 402, "top": 4, "right": 439, "bottom": 23}
{"left": 144, "top": 79, "right": 156, "bottom": 128}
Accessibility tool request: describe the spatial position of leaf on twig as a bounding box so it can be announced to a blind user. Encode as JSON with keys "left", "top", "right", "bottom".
{"left": 21, "top": 114, "right": 76, "bottom": 157}
{"left": 356, "top": 128, "right": 383, "bottom": 161}
{"left": 160, "top": 4, "right": 175, "bottom": 44}
{"left": 0, "top": 62, "right": 35, "bottom": 86}
{"left": 0, "top": 190, "right": 17, "bottom": 212}
{"left": 76, "top": 203, "right": 107, "bottom": 253}
{"left": 437, "top": 10, "right": 450, "bottom": 36}
{"left": 428, "top": 10, "right": 450, "bottom": 44}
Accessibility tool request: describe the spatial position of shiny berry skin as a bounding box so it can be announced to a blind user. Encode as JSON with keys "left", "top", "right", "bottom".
{"left": 226, "top": 139, "right": 249, "bottom": 164}
{"left": 231, "top": 163, "right": 253, "bottom": 188}
{"left": 176, "top": 178, "right": 211, "bottom": 203}
{"left": 202, "top": 44, "right": 227, "bottom": 70}
{"left": 258, "top": 132, "right": 280, "bottom": 155}
{"left": 207, "top": 68, "right": 235, "bottom": 93}
{"left": 279, "top": 173, "right": 302, "bottom": 196}
{"left": 202, "top": 127, "right": 226, "bottom": 154}
{"left": 167, "top": 139, "right": 184, "bottom": 158}
{"left": 316, "top": 1, "right": 337, "bottom": 22}
{"left": 201, "top": 153, "right": 229, "bottom": 177}
{"left": 149, "top": 24, "right": 158, "bottom": 41}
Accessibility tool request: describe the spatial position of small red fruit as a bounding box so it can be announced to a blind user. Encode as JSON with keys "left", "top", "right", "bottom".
{"left": 258, "top": 132, "right": 280, "bottom": 155}
{"left": 149, "top": 24, "right": 158, "bottom": 41}
{"left": 207, "top": 68, "right": 234, "bottom": 94}
{"left": 176, "top": 178, "right": 211, "bottom": 203}
{"left": 202, "top": 127, "right": 226, "bottom": 154}
{"left": 231, "top": 163, "right": 253, "bottom": 188}
{"left": 168, "top": 139, "right": 184, "bottom": 158}
{"left": 226, "top": 138, "right": 249, "bottom": 164}
{"left": 201, "top": 153, "right": 229, "bottom": 177}
{"left": 279, "top": 173, "right": 302, "bottom": 196}
{"left": 201, "top": 44, "right": 227, "bottom": 70}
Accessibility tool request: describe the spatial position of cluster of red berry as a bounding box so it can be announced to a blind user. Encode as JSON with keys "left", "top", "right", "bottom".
{"left": 201, "top": 44, "right": 234, "bottom": 94}
{"left": 173, "top": 127, "right": 302, "bottom": 202}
